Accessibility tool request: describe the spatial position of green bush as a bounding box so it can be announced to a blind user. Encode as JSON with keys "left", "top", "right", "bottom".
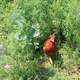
{"left": 0, "top": 0, "right": 80, "bottom": 80}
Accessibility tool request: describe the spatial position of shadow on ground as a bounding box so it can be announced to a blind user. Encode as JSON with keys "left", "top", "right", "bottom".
{"left": 52, "top": 51, "right": 63, "bottom": 68}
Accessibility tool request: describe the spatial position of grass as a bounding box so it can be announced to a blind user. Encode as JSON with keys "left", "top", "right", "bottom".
{"left": 0, "top": 45, "right": 80, "bottom": 80}
{"left": 0, "top": 0, "right": 80, "bottom": 80}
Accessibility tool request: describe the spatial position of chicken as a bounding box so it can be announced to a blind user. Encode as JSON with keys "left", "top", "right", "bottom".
{"left": 43, "top": 32, "right": 56, "bottom": 64}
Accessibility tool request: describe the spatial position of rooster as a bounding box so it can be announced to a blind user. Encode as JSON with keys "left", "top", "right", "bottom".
{"left": 43, "top": 32, "right": 56, "bottom": 64}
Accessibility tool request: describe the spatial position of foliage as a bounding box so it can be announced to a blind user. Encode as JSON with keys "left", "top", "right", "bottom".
{"left": 0, "top": 0, "right": 80, "bottom": 80}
